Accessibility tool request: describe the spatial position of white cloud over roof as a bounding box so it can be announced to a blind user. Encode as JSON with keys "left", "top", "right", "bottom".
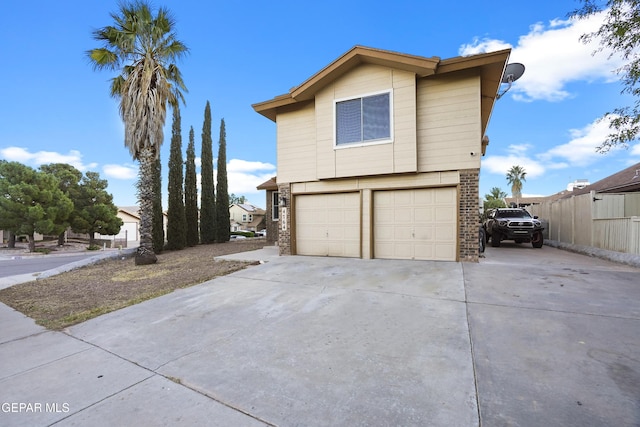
{"left": 460, "top": 12, "right": 624, "bottom": 102}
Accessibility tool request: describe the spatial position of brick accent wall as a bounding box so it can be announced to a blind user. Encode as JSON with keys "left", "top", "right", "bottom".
{"left": 459, "top": 169, "right": 480, "bottom": 262}
{"left": 277, "top": 183, "right": 292, "bottom": 255}
{"left": 264, "top": 190, "right": 279, "bottom": 245}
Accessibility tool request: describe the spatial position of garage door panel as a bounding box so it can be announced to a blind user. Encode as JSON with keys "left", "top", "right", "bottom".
{"left": 435, "top": 225, "right": 455, "bottom": 240}
{"left": 435, "top": 244, "right": 456, "bottom": 260}
{"left": 413, "top": 244, "right": 434, "bottom": 260}
{"left": 414, "top": 225, "right": 434, "bottom": 240}
{"left": 374, "top": 187, "right": 457, "bottom": 261}
{"left": 435, "top": 206, "right": 455, "bottom": 221}
{"left": 296, "top": 193, "right": 360, "bottom": 258}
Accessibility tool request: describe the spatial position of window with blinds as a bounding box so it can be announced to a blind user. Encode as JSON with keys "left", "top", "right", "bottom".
{"left": 335, "top": 91, "right": 392, "bottom": 147}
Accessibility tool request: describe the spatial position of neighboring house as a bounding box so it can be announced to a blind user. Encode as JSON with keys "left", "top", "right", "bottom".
{"left": 257, "top": 176, "right": 279, "bottom": 244}
{"left": 229, "top": 204, "right": 266, "bottom": 232}
{"left": 96, "top": 206, "right": 167, "bottom": 246}
{"left": 110, "top": 206, "right": 142, "bottom": 244}
{"left": 529, "top": 162, "right": 640, "bottom": 255}
{"left": 253, "top": 45, "right": 510, "bottom": 261}
{"left": 2, "top": 206, "right": 164, "bottom": 247}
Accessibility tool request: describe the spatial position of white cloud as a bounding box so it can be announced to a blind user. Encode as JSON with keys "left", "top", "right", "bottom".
{"left": 103, "top": 164, "right": 137, "bottom": 180}
{"left": 0, "top": 146, "right": 98, "bottom": 171}
{"left": 459, "top": 38, "right": 512, "bottom": 56}
{"left": 221, "top": 158, "right": 275, "bottom": 196}
{"left": 194, "top": 158, "right": 275, "bottom": 203}
{"left": 482, "top": 154, "right": 546, "bottom": 179}
{"left": 540, "top": 117, "right": 618, "bottom": 166}
{"left": 507, "top": 143, "right": 533, "bottom": 155}
{"left": 484, "top": 117, "right": 621, "bottom": 180}
{"left": 227, "top": 159, "right": 275, "bottom": 173}
{"left": 631, "top": 143, "right": 640, "bottom": 156}
{"left": 460, "top": 11, "right": 624, "bottom": 102}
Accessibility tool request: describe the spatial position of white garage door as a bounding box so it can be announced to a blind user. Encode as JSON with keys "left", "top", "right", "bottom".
{"left": 374, "top": 187, "right": 457, "bottom": 261}
{"left": 295, "top": 193, "right": 360, "bottom": 257}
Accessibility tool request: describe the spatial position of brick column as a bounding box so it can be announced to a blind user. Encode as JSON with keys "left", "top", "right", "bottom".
{"left": 277, "top": 183, "right": 292, "bottom": 255}
{"left": 459, "top": 169, "right": 480, "bottom": 262}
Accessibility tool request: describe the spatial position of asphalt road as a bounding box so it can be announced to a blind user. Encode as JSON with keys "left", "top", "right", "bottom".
{"left": 0, "top": 254, "right": 98, "bottom": 278}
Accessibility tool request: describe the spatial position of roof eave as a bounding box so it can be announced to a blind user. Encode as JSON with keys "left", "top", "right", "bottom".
{"left": 252, "top": 47, "right": 511, "bottom": 128}
{"left": 252, "top": 46, "right": 441, "bottom": 122}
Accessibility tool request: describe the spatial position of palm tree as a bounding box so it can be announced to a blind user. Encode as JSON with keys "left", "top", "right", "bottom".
{"left": 88, "top": 1, "right": 188, "bottom": 265}
{"left": 506, "top": 165, "right": 527, "bottom": 206}
{"left": 484, "top": 187, "right": 508, "bottom": 210}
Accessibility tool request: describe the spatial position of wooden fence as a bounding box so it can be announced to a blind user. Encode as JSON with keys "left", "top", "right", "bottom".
{"left": 529, "top": 191, "right": 640, "bottom": 255}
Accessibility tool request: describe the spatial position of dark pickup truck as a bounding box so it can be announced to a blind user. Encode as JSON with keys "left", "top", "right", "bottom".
{"left": 483, "top": 208, "right": 544, "bottom": 248}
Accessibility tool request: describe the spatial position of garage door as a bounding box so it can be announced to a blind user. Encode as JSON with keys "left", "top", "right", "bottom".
{"left": 374, "top": 188, "right": 457, "bottom": 261}
{"left": 295, "top": 193, "right": 360, "bottom": 257}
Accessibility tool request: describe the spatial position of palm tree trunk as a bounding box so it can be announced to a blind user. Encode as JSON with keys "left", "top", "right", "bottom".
{"left": 135, "top": 146, "right": 158, "bottom": 265}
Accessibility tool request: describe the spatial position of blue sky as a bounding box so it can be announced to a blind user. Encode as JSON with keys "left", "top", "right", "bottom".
{"left": 2, "top": 1, "right": 638, "bottom": 209}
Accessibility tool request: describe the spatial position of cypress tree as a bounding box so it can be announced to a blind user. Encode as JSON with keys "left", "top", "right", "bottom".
{"left": 199, "top": 101, "right": 216, "bottom": 243}
{"left": 152, "top": 155, "right": 164, "bottom": 253}
{"left": 185, "top": 126, "right": 199, "bottom": 246}
{"left": 166, "top": 106, "right": 187, "bottom": 250}
{"left": 215, "top": 119, "right": 231, "bottom": 242}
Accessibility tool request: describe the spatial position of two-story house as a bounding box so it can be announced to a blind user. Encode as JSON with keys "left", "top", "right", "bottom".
{"left": 253, "top": 46, "right": 510, "bottom": 262}
{"left": 229, "top": 203, "right": 266, "bottom": 232}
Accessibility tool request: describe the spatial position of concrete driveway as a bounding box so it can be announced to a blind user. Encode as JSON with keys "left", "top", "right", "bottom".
{"left": 466, "top": 243, "right": 640, "bottom": 426}
{"left": 1, "top": 245, "right": 639, "bottom": 426}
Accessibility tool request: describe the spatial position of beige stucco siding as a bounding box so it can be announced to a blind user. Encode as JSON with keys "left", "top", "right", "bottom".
{"left": 417, "top": 74, "right": 482, "bottom": 172}
{"left": 277, "top": 102, "right": 316, "bottom": 183}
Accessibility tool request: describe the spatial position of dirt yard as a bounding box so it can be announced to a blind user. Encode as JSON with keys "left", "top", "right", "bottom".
{"left": 0, "top": 239, "right": 268, "bottom": 330}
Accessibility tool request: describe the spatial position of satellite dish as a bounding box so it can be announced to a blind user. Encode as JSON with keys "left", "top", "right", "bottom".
{"left": 497, "top": 63, "right": 525, "bottom": 99}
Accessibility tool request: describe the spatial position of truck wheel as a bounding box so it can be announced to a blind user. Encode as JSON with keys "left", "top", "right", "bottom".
{"left": 491, "top": 233, "right": 501, "bottom": 247}
{"left": 532, "top": 232, "right": 543, "bottom": 248}
{"left": 479, "top": 228, "right": 486, "bottom": 253}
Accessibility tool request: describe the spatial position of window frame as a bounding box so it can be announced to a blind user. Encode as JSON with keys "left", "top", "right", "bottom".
{"left": 272, "top": 192, "right": 280, "bottom": 221}
{"left": 333, "top": 89, "right": 394, "bottom": 149}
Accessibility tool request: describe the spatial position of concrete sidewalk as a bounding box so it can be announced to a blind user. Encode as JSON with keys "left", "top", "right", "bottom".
{"left": 1, "top": 245, "right": 639, "bottom": 426}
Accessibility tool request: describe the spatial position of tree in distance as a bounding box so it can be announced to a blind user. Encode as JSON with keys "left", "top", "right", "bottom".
{"left": 0, "top": 161, "right": 73, "bottom": 252}
{"left": 39, "top": 163, "right": 83, "bottom": 245}
{"left": 72, "top": 171, "right": 123, "bottom": 247}
{"left": 506, "top": 165, "right": 527, "bottom": 204}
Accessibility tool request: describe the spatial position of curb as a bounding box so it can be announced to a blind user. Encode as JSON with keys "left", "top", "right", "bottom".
{"left": 37, "top": 248, "right": 137, "bottom": 280}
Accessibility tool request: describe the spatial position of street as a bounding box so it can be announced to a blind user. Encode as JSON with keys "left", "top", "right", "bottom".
{"left": 0, "top": 253, "right": 100, "bottom": 278}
